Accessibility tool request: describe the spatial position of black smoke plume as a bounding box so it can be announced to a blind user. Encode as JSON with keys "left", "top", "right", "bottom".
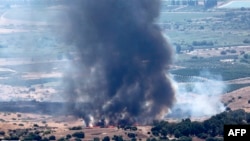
{"left": 64, "top": 0, "right": 175, "bottom": 126}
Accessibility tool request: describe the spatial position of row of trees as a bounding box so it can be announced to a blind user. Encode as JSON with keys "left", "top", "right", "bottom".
{"left": 204, "top": 0, "right": 218, "bottom": 9}
{"left": 151, "top": 109, "right": 250, "bottom": 140}
{"left": 169, "top": 0, "right": 198, "bottom": 6}
{"left": 166, "top": 0, "right": 217, "bottom": 8}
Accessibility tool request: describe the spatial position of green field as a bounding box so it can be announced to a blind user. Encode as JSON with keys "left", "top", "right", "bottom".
{"left": 159, "top": 10, "right": 250, "bottom": 48}
{"left": 0, "top": 5, "right": 249, "bottom": 93}
{"left": 160, "top": 8, "right": 250, "bottom": 92}
{"left": 3, "top": 7, "right": 64, "bottom": 23}
{"left": 159, "top": 12, "right": 223, "bottom": 23}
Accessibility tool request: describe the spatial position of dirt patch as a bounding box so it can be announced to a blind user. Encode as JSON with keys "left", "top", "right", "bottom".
{"left": 222, "top": 86, "right": 250, "bottom": 112}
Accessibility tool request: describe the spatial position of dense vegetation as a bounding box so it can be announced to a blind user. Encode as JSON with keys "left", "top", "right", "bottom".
{"left": 1, "top": 110, "right": 244, "bottom": 141}
{"left": 149, "top": 109, "right": 250, "bottom": 141}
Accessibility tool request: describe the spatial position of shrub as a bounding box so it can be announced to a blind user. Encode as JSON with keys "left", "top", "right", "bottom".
{"left": 112, "top": 135, "right": 123, "bottom": 141}
{"left": 243, "top": 39, "right": 250, "bottom": 44}
{"left": 243, "top": 54, "right": 248, "bottom": 59}
{"left": 34, "top": 130, "right": 41, "bottom": 134}
{"left": 191, "top": 56, "right": 198, "bottom": 59}
{"left": 94, "top": 137, "right": 100, "bottom": 141}
{"left": 131, "top": 126, "right": 137, "bottom": 131}
{"left": 178, "top": 136, "right": 192, "bottom": 141}
{"left": 18, "top": 123, "right": 24, "bottom": 126}
{"left": 0, "top": 131, "right": 5, "bottom": 136}
{"left": 69, "top": 126, "right": 82, "bottom": 130}
{"left": 131, "top": 138, "right": 137, "bottom": 141}
{"left": 127, "top": 133, "right": 136, "bottom": 138}
{"left": 206, "top": 137, "right": 223, "bottom": 141}
{"left": 102, "top": 136, "right": 110, "bottom": 141}
{"left": 197, "top": 133, "right": 208, "bottom": 139}
{"left": 226, "top": 107, "right": 231, "bottom": 111}
{"left": 230, "top": 49, "right": 237, "bottom": 53}
{"left": 13, "top": 129, "right": 28, "bottom": 137}
{"left": 23, "top": 133, "right": 41, "bottom": 140}
{"left": 42, "top": 137, "right": 49, "bottom": 141}
{"left": 220, "top": 51, "right": 227, "bottom": 55}
{"left": 43, "top": 130, "right": 51, "bottom": 135}
{"left": 49, "top": 135, "right": 56, "bottom": 140}
{"left": 66, "top": 134, "right": 71, "bottom": 139}
{"left": 72, "top": 131, "right": 85, "bottom": 139}
{"left": 4, "top": 135, "right": 19, "bottom": 140}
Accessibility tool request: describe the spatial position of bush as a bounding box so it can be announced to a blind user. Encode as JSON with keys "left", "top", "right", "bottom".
{"left": 174, "top": 129, "right": 182, "bottom": 138}
{"left": 243, "top": 39, "right": 250, "bottom": 43}
{"left": 102, "top": 136, "right": 110, "bottom": 141}
{"left": 18, "top": 123, "right": 24, "bottom": 126}
{"left": 43, "top": 130, "right": 51, "bottom": 135}
{"left": 178, "top": 136, "right": 192, "bottom": 141}
{"left": 206, "top": 137, "right": 223, "bottom": 141}
{"left": 23, "top": 133, "right": 42, "bottom": 140}
{"left": 127, "top": 133, "right": 136, "bottom": 138}
{"left": 69, "top": 126, "right": 82, "bottom": 130}
{"left": 112, "top": 135, "right": 123, "bottom": 141}
{"left": 72, "top": 131, "right": 85, "bottom": 139}
{"left": 94, "top": 137, "right": 100, "bottom": 141}
{"left": 4, "top": 135, "right": 19, "bottom": 140}
{"left": 0, "top": 131, "right": 5, "bottom": 136}
{"left": 240, "top": 58, "right": 249, "bottom": 63}
{"left": 49, "top": 135, "right": 56, "bottom": 140}
{"left": 197, "top": 133, "right": 208, "bottom": 139}
{"left": 131, "top": 126, "right": 138, "bottom": 131}
{"left": 243, "top": 54, "right": 248, "bottom": 59}
{"left": 42, "top": 137, "right": 49, "bottom": 141}
{"left": 230, "top": 49, "right": 237, "bottom": 53}
{"left": 191, "top": 56, "right": 198, "bottom": 59}
{"left": 131, "top": 138, "right": 137, "bottom": 141}
{"left": 220, "top": 51, "right": 227, "bottom": 55}
{"left": 66, "top": 134, "right": 71, "bottom": 139}
{"left": 192, "top": 40, "right": 214, "bottom": 46}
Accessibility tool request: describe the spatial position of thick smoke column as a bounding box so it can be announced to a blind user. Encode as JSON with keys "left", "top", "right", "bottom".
{"left": 65, "top": 0, "right": 175, "bottom": 125}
